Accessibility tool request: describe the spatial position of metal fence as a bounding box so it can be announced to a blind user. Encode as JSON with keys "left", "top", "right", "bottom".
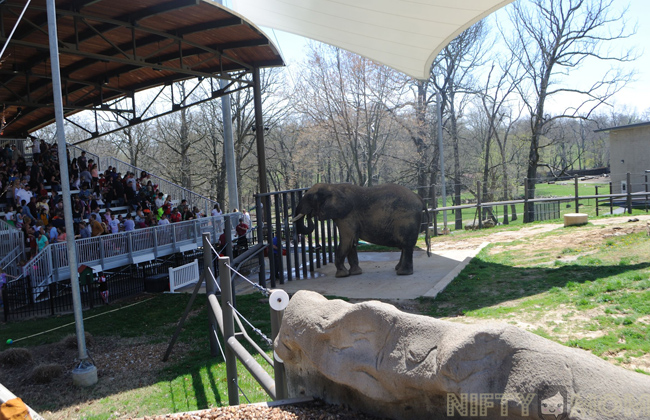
{"left": 0, "top": 220, "right": 24, "bottom": 277}
{"left": 254, "top": 188, "right": 338, "bottom": 288}
{"left": 19, "top": 214, "right": 238, "bottom": 289}
{"left": 2, "top": 245, "right": 206, "bottom": 321}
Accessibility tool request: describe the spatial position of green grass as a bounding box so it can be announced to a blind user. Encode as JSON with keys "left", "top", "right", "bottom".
{"left": 420, "top": 226, "right": 650, "bottom": 361}
{"left": 0, "top": 293, "right": 274, "bottom": 418}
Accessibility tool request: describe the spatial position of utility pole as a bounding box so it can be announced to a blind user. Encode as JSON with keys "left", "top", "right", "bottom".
{"left": 46, "top": 0, "right": 97, "bottom": 386}
{"left": 436, "top": 90, "right": 447, "bottom": 230}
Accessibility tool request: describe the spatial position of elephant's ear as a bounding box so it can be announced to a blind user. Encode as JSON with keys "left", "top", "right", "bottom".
{"left": 318, "top": 188, "right": 353, "bottom": 220}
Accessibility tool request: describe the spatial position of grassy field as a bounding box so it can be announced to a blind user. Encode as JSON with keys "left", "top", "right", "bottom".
{"left": 421, "top": 219, "right": 650, "bottom": 373}
{"left": 0, "top": 293, "right": 275, "bottom": 419}
{"left": 3, "top": 211, "right": 650, "bottom": 418}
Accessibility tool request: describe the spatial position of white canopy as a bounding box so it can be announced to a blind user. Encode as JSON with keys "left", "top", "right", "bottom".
{"left": 231, "top": 0, "right": 515, "bottom": 80}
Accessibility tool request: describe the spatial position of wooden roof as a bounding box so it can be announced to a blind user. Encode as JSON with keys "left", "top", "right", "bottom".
{"left": 0, "top": 0, "right": 284, "bottom": 137}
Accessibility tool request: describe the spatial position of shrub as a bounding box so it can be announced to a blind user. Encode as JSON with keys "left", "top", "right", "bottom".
{"left": 30, "top": 363, "right": 65, "bottom": 384}
{"left": 0, "top": 348, "right": 33, "bottom": 367}
{"left": 60, "top": 331, "right": 94, "bottom": 349}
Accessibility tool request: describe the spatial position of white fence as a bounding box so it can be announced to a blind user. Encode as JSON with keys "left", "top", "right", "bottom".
{"left": 169, "top": 259, "right": 200, "bottom": 293}
{"left": 21, "top": 214, "right": 239, "bottom": 288}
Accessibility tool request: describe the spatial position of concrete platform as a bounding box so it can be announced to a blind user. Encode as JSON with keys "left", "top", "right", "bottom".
{"left": 176, "top": 243, "right": 487, "bottom": 300}
{"left": 273, "top": 244, "right": 488, "bottom": 300}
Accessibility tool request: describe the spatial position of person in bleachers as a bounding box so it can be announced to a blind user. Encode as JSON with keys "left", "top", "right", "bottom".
{"left": 57, "top": 226, "right": 66, "bottom": 242}
{"left": 30, "top": 137, "right": 41, "bottom": 162}
{"left": 36, "top": 228, "right": 48, "bottom": 252}
{"left": 90, "top": 214, "right": 104, "bottom": 237}
{"left": 123, "top": 213, "right": 135, "bottom": 231}
{"left": 77, "top": 151, "right": 87, "bottom": 171}
{"left": 170, "top": 207, "right": 182, "bottom": 223}
{"left": 77, "top": 222, "right": 92, "bottom": 239}
{"left": 108, "top": 214, "right": 120, "bottom": 234}
{"left": 49, "top": 223, "right": 59, "bottom": 244}
{"left": 235, "top": 217, "right": 249, "bottom": 254}
{"left": 154, "top": 192, "right": 164, "bottom": 209}
{"left": 20, "top": 200, "right": 35, "bottom": 220}
{"left": 158, "top": 213, "right": 170, "bottom": 226}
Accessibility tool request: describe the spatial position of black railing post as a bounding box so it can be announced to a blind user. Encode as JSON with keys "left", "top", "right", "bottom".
{"left": 255, "top": 194, "right": 266, "bottom": 289}
{"left": 595, "top": 186, "right": 599, "bottom": 217}
{"left": 274, "top": 195, "right": 284, "bottom": 284}
{"left": 282, "top": 193, "right": 292, "bottom": 282}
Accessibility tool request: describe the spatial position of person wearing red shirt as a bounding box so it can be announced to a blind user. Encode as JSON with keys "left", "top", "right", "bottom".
{"left": 170, "top": 208, "right": 182, "bottom": 223}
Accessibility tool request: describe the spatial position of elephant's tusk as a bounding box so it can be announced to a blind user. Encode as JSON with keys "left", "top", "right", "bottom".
{"left": 292, "top": 213, "right": 305, "bottom": 223}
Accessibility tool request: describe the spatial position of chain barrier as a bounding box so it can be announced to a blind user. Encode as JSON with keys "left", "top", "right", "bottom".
{"left": 227, "top": 301, "right": 273, "bottom": 346}
{"left": 225, "top": 262, "right": 272, "bottom": 296}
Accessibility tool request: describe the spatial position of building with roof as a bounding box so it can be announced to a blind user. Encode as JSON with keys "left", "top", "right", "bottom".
{"left": 597, "top": 122, "right": 650, "bottom": 194}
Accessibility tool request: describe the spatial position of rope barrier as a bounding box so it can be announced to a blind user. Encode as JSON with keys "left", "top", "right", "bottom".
{"left": 225, "top": 263, "right": 271, "bottom": 296}
{"left": 227, "top": 302, "right": 273, "bottom": 346}
{"left": 6, "top": 297, "right": 155, "bottom": 344}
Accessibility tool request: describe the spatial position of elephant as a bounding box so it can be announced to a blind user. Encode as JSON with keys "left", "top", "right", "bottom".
{"left": 292, "top": 183, "right": 430, "bottom": 277}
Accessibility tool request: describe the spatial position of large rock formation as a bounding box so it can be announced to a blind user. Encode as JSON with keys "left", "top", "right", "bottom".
{"left": 275, "top": 291, "right": 650, "bottom": 420}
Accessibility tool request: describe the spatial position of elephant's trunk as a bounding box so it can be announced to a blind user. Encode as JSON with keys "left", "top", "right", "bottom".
{"left": 294, "top": 212, "right": 315, "bottom": 235}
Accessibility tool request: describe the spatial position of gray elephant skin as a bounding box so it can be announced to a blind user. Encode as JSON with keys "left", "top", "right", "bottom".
{"left": 292, "top": 183, "right": 430, "bottom": 277}
{"left": 275, "top": 291, "right": 650, "bottom": 420}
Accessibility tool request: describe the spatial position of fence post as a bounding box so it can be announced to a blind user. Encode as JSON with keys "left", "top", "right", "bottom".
{"left": 477, "top": 181, "right": 483, "bottom": 229}
{"left": 127, "top": 232, "right": 134, "bottom": 264}
{"left": 595, "top": 186, "right": 599, "bottom": 217}
{"left": 644, "top": 169, "right": 648, "bottom": 213}
{"left": 627, "top": 172, "right": 633, "bottom": 214}
{"left": 609, "top": 181, "right": 614, "bottom": 216}
{"left": 256, "top": 194, "right": 267, "bottom": 289}
{"left": 523, "top": 178, "right": 529, "bottom": 223}
{"left": 432, "top": 184, "right": 438, "bottom": 237}
{"left": 574, "top": 175, "right": 580, "bottom": 213}
{"left": 219, "top": 256, "right": 239, "bottom": 406}
{"left": 203, "top": 233, "right": 218, "bottom": 356}
{"left": 270, "top": 306, "right": 287, "bottom": 399}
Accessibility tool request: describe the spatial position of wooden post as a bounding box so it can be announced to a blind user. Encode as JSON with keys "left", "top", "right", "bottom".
{"left": 574, "top": 175, "right": 580, "bottom": 214}
{"left": 219, "top": 256, "right": 239, "bottom": 406}
{"left": 523, "top": 178, "right": 529, "bottom": 223}
{"left": 477, "top": 181, "right": 482, "bottom": 229}
{"left": 627, "top": 172, "right": 632, "bottom": 214}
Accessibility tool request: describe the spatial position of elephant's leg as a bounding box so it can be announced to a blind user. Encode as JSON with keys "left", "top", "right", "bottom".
{"left": 396, "top": 247, "right": 414, "bottom": 275}
{"left": 347, "top": 245, "right": 363, "bottom": 275}
{"left": 395, "top": 251, "right": 404, "bottom": 271}
{"left": 335, "top": 241, "right": 352, "bottom": 278}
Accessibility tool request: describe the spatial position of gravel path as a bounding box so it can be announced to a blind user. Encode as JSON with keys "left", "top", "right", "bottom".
{"left": 132, "top": 399, "right": 387, "bottom": 420}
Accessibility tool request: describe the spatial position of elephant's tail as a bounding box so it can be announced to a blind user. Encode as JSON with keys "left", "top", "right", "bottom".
{"left": 424, "top": 206, "right": 431, "bottom": 257}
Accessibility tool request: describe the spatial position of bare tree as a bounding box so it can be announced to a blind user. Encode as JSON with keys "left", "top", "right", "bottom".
{"left": 429, "top": 20, "right": 488, "bottom": 228}
{"left": 504, "top": 0, "right": 636, "bottom": 221}
{"left": 292, "top": 44, "right": 408, "bottom": 187}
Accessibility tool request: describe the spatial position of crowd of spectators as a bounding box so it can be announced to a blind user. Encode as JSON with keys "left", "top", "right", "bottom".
{"left": 0, "top": 139, "right": 219, "bottom": 262}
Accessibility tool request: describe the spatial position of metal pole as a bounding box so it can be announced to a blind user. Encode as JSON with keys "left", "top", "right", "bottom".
{"left": 46, "top": 0, "right": 96, "bottom": 384}
{"left": 219, "top": 256, "right": 239, "bottom": 406}
{"left": 203, "top": 233, "right": 218, "bottom": 357}
{"left": 253, "top": 68, "right": 268, "bottom": 195}
{"left": 595, "top": 186, "right": 599, "bottom": 217}
{"left": 222, "top": 67, "right": 239, "bottom": 210}
{"left": 436, "top": 90, "right": 447, "bottom": 230}
{"left": 270, "top": 306, "right": 287, "bottom": 399}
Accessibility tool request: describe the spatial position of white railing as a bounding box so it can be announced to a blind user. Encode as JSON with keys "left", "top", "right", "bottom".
{"left": 169, "top": 259, "right": 200, "bottom": 293}
{"left": 0, "top": 220, "right": 24, "bottom": 264}
{"left": 99, "top": 156, "right": 219, "bottom": 216}
{"left": 22, "top": 213, "right": 239, "bottom": 288}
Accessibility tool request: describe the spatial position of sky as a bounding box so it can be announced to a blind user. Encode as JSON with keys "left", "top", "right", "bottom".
{"left": 229, "top": 0, "right": 650, "bottom": 117}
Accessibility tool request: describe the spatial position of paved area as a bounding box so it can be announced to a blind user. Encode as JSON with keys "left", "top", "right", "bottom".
{"left": 178, "top": 244, "right": 487, "bottom": 300}
{"left": 269, "top": 244, "right": 488, "bottom": 300}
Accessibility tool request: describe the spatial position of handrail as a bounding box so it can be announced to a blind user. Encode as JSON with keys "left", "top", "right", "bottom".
{"left": 22, "top": 213, "right": 239, "bottom": 287}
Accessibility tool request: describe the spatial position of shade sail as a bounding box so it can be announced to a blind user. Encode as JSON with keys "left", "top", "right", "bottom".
{"left": 231, "top": 0, "right": 515, "bottom": 80}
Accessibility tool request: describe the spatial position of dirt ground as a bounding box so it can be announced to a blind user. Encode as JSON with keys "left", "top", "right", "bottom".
{"left": 4, "top": 213, "right": 650, "bottom": 419}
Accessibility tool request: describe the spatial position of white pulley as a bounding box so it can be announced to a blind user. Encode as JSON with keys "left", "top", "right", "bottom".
{"left": 269, "top": 289, "right": 290, "bottom": 311}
